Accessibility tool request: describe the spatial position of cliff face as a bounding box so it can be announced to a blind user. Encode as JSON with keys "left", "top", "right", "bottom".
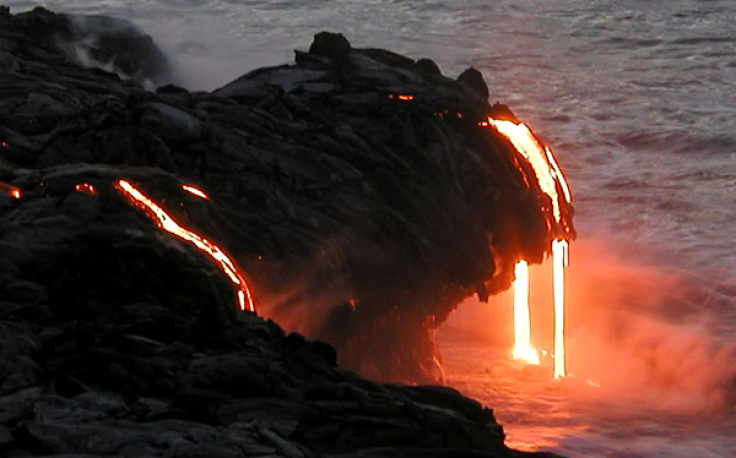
{"left": 0, "top": 7, "right": 574, "bottom": 383}
{"left": 0, "top": 8, "right": 570, "bottom": 456}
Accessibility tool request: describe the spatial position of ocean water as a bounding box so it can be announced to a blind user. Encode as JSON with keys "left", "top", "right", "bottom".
{"left": 7, "top": 0, "right": 736, "bottom": 456}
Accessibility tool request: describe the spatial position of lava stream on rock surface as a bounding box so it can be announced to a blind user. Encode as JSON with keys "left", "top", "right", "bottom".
{"left": 116, "top": 179, "right": 256, "bottom": 312}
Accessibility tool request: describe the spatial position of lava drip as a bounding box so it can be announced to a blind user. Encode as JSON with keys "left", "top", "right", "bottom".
{"left": 486, "top": 117, "right": 573, "bottom": 378}
{"left": 512, "top": 260, "right": 540, "bottom": 365}
{"left": 115, "top": 179, "right": 256, "bottom": 313}
{"left": 552, "top": 239, "right": 568, "bottom": 379}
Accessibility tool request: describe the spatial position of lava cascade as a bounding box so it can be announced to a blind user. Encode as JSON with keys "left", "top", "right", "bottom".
{"left": 486, "top": 117, "right": 573, "bottom": 378}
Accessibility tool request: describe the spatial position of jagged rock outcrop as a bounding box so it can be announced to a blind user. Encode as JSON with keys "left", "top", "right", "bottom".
{"left": 0, "top": 5, "right": 576, "bottom": 457}
{"left": 0, "top": 10, "right": 574, "bottom": 457}
{"left": 0, "top": 164, "right": 564, "bottom": 456}
{"left": 0, "top": 6, "right": 171, "bottom": 86}
{"left": 0, "top": 6, "right": 577, "bottom": 384}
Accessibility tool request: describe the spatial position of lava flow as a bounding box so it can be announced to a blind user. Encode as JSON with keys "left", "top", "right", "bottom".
{"left": 512, "top": 260, "right": 540, "bottom": 364}
{"left": 486, "top": 117, "right": 573, "bottom": 378}
{"left": 487, "top": 118, "right": 571, "bottom": 223}
{"left": 116, "top": 179, "right": 256, "bottom": 312}
{"left": 552, "top": 239, "right": 568, "bottom": 379}
{"left": 181, "top": 184, "right": 209, "bottom": 200}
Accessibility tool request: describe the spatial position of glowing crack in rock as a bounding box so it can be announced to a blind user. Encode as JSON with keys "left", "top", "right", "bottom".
{"left": 75, "top": 183, "right": 98, "bottom": 195}
{"left": 485, "top": 117, "right": 573, "bottom": 378}
{"left": 552, "top": 239, "right": 568, "bottom": 378}
{"left": 181, "top": 184, "right": 209, "bottom": 200}
{"left": 388, "top": 94, "right": 415, "bottom": 101}
{"left": 0, "top": 181, "right": 22, "bottom": 199}
{"left": 513, "top": 260, "right": 540, "bottom": 365}
{"left": 116, "top": 179, "right": 256, "bottom": 312}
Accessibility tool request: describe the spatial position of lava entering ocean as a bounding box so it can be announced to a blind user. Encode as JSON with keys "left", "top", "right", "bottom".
{"left": 116, "top": 179, "right": 256, "bottom": 312}
{"left": 512, "top": 260, "right": 540, "bottom": 364}
{"left": 486, "top": 117, "right": 573, "bottom": 378}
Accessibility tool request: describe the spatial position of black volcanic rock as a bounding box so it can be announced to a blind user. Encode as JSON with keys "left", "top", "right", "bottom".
{"left": 309, "top": 31, "right": 352, "bottom": 59}
{"left": 458, "top": 67, "right": 490, "bottom": 100}
{"left": 0, "top": 7, "right": 575, "bottom": 384}
{"left": 5, "top": 6, "right": 171, "bottom": 85}
{"left": 0, "top": 6, "right": 572, "bottom": 457}
{"left": 413, "top": 58, "right": 443, "bottom": 78}
{"left": 0, "top": 168, "right": 554, "bottom": 458}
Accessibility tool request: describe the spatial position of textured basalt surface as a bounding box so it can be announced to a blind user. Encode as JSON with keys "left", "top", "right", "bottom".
{"left": 0, "top": 6, "right": 577, "bottom": 383}
{"left": 0, "top": 6, "right": 570, "bottom": 457}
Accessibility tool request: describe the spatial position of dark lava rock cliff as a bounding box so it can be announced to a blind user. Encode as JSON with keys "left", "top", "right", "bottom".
{"left": 0, "top": 6, "right": 570, "bottom": 457}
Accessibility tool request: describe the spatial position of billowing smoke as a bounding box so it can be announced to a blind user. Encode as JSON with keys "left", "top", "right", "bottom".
{"left": 563, "top": 238, "right": 736, "bottom": 415}
{"left": 7, "top": 7, "right": 171, "bottom": 88}
{"left": 444, "top": 235, "right": 736, "bottom": 416}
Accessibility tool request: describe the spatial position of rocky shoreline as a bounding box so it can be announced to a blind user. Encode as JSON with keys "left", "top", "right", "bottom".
{"left": 1, "top": 6, "right": 568, "bottom": 457}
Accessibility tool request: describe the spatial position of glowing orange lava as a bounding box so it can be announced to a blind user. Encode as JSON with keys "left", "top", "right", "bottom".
{"left": 116, "top": 179, "right": 256, "bottom": 312}
{"left": 75, "top": 183, "right": 98, "bottom": 195}
{"left": 487, "top": 118, "right": 572, "bottom": 223}
{"left": 486, "top": 117, "right": 573, "bottom": 378}
{"left": 388, "top": 93, "right": 415, "bottom": 101}
{"left": 552, "top": 239, "right": 568, "bottom": 378}
{"left": 0, "top": 182, "right": 22, "bottom": 199}
{"left": 181, "top": 184, "right": 209, "bottom": 200}
{"left": 513, "top": 260, "right": 540, "bottom": 364}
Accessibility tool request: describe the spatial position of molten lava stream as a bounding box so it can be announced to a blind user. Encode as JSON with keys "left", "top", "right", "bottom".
{"left": 486, "top": 117, "right": 573, "bottom": 378}
{"left": 181, "top": 184, "right": 209, "bottom": 200}
{"left": 553, "top": 239, "right": 568, "bottom": 378}
{"left": 513, "top": 260, "right": 540, "bottom": 365}
{"left": 116, "top": 179, "right": 256, "bottom": 312}
{"left": 487, "top": 118, "right": 566, "bottom": 222}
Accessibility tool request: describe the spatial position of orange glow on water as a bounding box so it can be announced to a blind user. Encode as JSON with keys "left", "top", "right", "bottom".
{"left": 181, "top": 184, "right": 209, "bottom": 200}
{"left": 513, "top": 260, "right": 540, "bottom": 365}
{"left": 75, "top": 183, "right": 98, "bottom": 195}
{"left": 116, "top": 179, "right": 256, "bottom": 312}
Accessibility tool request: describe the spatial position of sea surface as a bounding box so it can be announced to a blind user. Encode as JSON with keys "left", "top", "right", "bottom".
{"left": 7, "top": 1, "right": 736, "bottom": 456}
